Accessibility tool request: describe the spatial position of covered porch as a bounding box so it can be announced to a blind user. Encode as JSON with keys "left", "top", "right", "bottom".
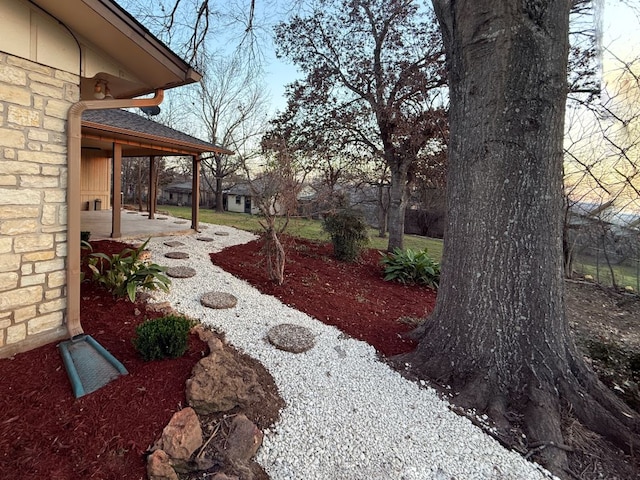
{"left": 80, "top": 108, "right": 231, "bottom": 239}
{"left": 80, "top": 209, "right": 195, "bottom": 241}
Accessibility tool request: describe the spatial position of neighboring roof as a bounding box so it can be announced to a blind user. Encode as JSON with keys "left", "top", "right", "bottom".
{"left": 30, "top": 0, "right": 201, "bottom": 98}
{"left": 82, "top": 109, "right": 233, "bottom": 157}
{"left": 164, "top": 181, "right": 195, "bottom": 193}
{"left": 226, "top": 182, "right": 254, "bottom": 196}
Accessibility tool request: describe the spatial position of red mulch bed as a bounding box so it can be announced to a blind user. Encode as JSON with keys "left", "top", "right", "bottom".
{"left": 0, "top": 237, "right": 436, "bottom": 479}
{"left": 0, "top": 241, "right": 208, "bottom": 480}
{"left": 209, "top": 236, "right": 437, "bottom": 357}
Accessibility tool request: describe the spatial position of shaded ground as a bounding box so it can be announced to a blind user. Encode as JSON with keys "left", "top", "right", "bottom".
{"left": 1, "top": 236, "right": 639, "bottom": 479}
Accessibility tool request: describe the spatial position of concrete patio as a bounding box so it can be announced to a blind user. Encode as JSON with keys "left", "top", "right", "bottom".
{"left": 81, "top": 209, "right": 196, "bottom": 241}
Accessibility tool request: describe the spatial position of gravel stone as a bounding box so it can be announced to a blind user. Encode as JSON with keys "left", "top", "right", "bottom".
{"left": 145, "top": 228, "right": 554, "bottom": 480}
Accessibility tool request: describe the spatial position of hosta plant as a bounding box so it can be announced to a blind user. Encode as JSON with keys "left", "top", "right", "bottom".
{"left": 380, "top": 248, "right": 440, "bottom": 288}
{"left": 88, "top": 238, "right": 170, "bottom": 302}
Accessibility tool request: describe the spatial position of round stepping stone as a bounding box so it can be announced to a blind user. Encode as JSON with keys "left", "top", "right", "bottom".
{"left": 197, "top": 236, "right": 214, "bottom": 242}
{"left": 166, "top": 266, "right": 197, "bottom": 278}
{"left": 267, "top": 324, "right": 315, "bottom": 353}
{"left": 157, "top": 216, "right": 167, "bottom": 220}
{"left": 126, "top": 211, "right": 139, "bottom": 214}
{"left": 201, "top": 292, "right": 237, "bottom": 309}
{"left": 214, "top": 231, "right": 230, "bottom": 236}
{"left": 165, "top": 251, "right": 189, "bottom": 259}
{"left": 164, "top": 241, "right": 184, "bottom": 247}
{"left": 173, "top": 220, "right": 188, "bottom": 224}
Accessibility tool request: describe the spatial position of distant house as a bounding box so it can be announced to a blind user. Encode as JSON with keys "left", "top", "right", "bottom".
{"left": 224, "top": 182, "right": 262, "bottom": 214}
{"left": 161, "top": 181, "right": 195, "bottom": 206}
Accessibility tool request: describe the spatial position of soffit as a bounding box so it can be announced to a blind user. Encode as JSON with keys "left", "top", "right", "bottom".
{"left": 29, "top": 0, "right": 201, "bottom": 98}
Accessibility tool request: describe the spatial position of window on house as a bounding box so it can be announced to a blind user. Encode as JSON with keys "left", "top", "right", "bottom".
{"left": 235, "top": 195, "right": 241, "bottom": 205}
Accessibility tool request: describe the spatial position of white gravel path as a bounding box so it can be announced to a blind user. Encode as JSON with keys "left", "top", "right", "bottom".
{"left": 144, "top": 223, "right": 556, "bottom": 480}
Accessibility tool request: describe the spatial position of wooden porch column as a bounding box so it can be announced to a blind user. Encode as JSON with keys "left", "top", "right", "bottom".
{"left": 148, "top": 156, "right": 156, "bottom": 220}
{"left": 191, "top": 154, "right": 200, "bottom": 231}
{"left": 111, "top": 142, "right": 122, "bottom": 238}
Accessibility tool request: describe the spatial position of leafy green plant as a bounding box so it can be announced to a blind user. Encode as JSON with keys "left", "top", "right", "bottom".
{"left": 322, "top": 209, "right": 369, "bottom": 262}
{"left": 88, "top": 238, "right": 170, "bottom": 302}
{"left": 133, "top": 315, "right": 195, "bottom": 361}
{"left": 81, "top": 231, "right": 91, "bottom": 243}
{"left": 380, "top": 248, "right": 440, "bottom": 288}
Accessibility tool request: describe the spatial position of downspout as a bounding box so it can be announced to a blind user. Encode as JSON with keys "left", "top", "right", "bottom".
{"left": 66, "top": 90, "right": 165, "bottom": 338}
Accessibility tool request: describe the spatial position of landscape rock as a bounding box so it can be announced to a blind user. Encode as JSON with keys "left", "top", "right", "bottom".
{"left": 186, "top": 347, "right": 268, "bottom": 415}
{"left": 158, "top": 407, "right": 203, "bottom": 462}
{"left": 211, "top": 474, "right": 239, "bottom": 480}
{"left": 144, "top": 300, "right": 177, "bottom": 316}
{"left": 222, "top": 415, "right": 263, "bottom": 464}
{"left": 197, "top": 236, "right": 214, "bottom": 242}
{"left": 147, "top": 449, "right": 178, "bottom": 480}
{"left": 193, "top": 325, "right": 224, "bottom": 352}
{"left": 267, "top": 323, "right": 315, "bottom": 353}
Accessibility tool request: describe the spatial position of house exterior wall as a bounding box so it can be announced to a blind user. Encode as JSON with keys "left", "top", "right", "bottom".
{"left": 0, "top": 52, "right": 79, "bottom": 357}
{"left": 81, "top": 151, "right": 111, "bottom": 210}
{"left": 226, "top": 194, "right": 246, "bottom": 213}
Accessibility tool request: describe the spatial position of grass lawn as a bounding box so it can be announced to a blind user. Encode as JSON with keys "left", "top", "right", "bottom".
{"left": 160, "top": 205, "right": 443, "bottom": 260}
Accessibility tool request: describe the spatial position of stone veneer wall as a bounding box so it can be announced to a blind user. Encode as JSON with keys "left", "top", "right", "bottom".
{"left": 0, "top": 52, "right": 79, "bottom": 357}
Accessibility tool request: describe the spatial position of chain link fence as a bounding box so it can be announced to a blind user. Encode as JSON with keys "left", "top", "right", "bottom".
{"left": 572, "top": 246, "right": 640, "bottom": 292}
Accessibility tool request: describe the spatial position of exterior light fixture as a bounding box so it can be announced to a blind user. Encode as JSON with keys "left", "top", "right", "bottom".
{"left": 93, "top": 81, "right": 105, "bottom": 100}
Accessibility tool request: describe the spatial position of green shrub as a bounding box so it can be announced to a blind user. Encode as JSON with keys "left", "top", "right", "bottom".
{"left": 133, "top": 315, "right": 195, "bottom": 361}
{"left": 88, "top": 238, "right": 170, "bottom": 302}
{"left": 81, "top": 231, "right": 91, "bottom": 243}
{"left": 380, "top": 248, "right": 440, "bottom": 288}
{"left": 322, "top": 209, "right": 369, "bottom": 262}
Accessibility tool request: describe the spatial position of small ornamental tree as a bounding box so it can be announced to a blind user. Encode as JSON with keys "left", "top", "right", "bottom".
{"left": 246, "top": 136, "right": 307, "bottom": 285}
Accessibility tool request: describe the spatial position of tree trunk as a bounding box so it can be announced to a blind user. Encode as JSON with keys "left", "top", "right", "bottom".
{"left": 215, "top": 176, "right": 224, "bottom": 212}
{"left": 399, "top": 1, "right": 639, "bottom": 476}
{"left": 386, "top": 165, "right": 409, "bottom": 251}
{"left": 376, "top": 184, "right": 389, "bottom": 238}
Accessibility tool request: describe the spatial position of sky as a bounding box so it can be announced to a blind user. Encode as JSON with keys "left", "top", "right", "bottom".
{"left": 262, "top": 2, "right": 640, "bottom": 115}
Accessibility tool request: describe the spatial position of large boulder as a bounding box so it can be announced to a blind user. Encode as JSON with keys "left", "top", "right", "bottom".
{"left": 186, "top": 346, "right": 269, "bottom": 415}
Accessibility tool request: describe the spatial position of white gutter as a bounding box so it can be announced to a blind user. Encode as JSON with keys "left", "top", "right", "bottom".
{"left": 66, "top": 90, "right": 165, "bottom": 338}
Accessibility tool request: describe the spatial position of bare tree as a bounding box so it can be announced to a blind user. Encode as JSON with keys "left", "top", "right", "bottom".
{"left": 243, "top": 136, "right": 306, "bottom": 284}
{"left": 191, "top": 54, "right": 270, "bottom": 210}
{"left": 272, "top": 0, "right": 447, "bottom": 251}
